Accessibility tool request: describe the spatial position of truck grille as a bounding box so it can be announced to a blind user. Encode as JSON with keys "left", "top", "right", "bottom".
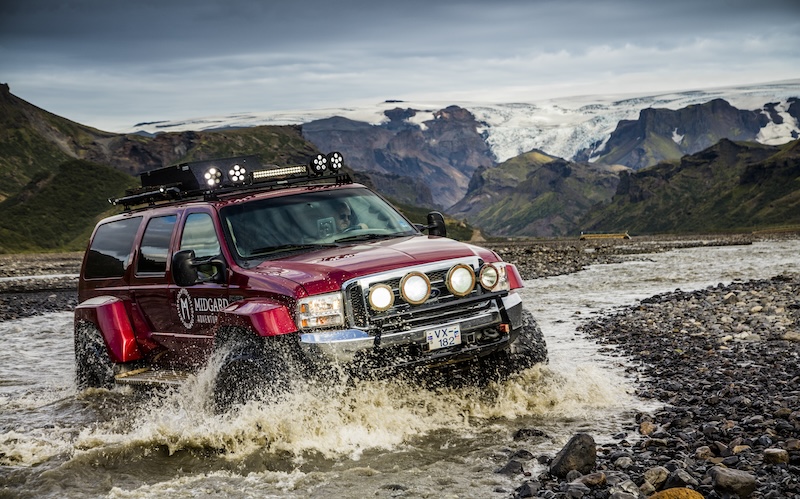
{"left": 344, "top": 259, "right": 500, "bottom": 334}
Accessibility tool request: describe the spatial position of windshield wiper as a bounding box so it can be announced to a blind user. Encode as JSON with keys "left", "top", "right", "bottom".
{"left": 248, "top": 243, "right": 336, "bottom": 257}
{"left": 333, "top": 233, "right": 402, "bottom": 243}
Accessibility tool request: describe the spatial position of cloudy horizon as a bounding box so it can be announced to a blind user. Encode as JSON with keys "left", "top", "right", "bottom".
{"left": 2, "top": 0, "right": 799, "bottom": 132}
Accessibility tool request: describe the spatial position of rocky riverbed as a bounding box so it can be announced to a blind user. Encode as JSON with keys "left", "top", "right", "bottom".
{"left": 0, "top": 252, "right": 80, "bottom": 321}
{"left": 1, "top": 236, "right": 798, "bottom": 498}
{"left": 500, "top": 274, "right": 800, "bottom": 499}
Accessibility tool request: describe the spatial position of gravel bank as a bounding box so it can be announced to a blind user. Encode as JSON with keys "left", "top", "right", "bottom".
{"left": 0, "top": 252, "right": 80, "bottom": 321}
{"left": 505, "top": 274, "right": 800, "bottom": 498}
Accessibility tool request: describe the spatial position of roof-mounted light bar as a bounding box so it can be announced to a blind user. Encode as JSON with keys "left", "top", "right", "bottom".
{"left": 110, "top": 152, "right": 349, "bottom": 210}
{"left": 252, "top": 164, "right": 308, "bottom": 180}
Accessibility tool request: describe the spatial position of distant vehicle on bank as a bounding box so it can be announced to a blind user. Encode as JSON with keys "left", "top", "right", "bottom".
{"left": 74, "top": 152, "right": 547, "bottom": 408}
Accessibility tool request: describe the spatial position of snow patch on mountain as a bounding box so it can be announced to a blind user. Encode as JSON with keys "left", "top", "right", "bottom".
{"left": 125, "top": 80, "right": 800, "bottom": 163}
{"left": 757, "top": 100, "right": 800, "bottom": 145}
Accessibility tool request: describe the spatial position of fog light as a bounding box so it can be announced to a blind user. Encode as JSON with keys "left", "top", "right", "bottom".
{"left": 368, "top": 284, "right": 394, "bottom": 311}
{"left": 479, "top": 264, "right": 500, "bottom": 290}
{"left": 400, "top": 272, "right": 431, "bottom": 305}
{"left": 446, "top": 264, "right": 475, "bottom": 297}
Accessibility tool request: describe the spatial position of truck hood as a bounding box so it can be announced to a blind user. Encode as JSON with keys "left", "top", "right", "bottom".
{"left": 245, "top": 235, "right": 499, "bottom": 296}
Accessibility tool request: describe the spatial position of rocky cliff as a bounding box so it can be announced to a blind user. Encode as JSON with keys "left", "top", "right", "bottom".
{"left": 581, "top": 98, "right": 799, "bottom": 170}
{"left": 581, "top": 138, "right": 800, "bottom": 234}
{"left": 450, "top": 150, "right": 621, "bottom": 237}
{"left": 302, "top": 105, "right": 495, "bottom": 209}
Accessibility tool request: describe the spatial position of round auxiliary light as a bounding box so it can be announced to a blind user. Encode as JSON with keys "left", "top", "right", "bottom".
{"left": 328, "top": 151, "right": 344, "bottom": 171}
{"left": 310, "top": 153, "right": 328, "bottom": 176}
{"left": 400, "top": 271, "right": 431, "bottom": 305}
{"left": 368, "top": 284, "right": 395, "bottom": 312}
{"left": 479, "top": 263, "right": 500, "bottom": 290}
{"left": 204, "top": 167, "right": 222, "bottom": 187}
{"left": 446, "top": 264, "right": 476, "bottom": 297}
{"left": 229, "top": 164, "right": 247, "bottom": 183}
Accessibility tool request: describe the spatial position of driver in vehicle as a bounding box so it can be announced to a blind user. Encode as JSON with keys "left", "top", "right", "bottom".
{"left": 333, "top": 200, "right": 366, "bottom": 232}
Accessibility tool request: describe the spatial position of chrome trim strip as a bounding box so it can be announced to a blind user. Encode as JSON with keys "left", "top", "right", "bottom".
{"left": 299, "top": 306, "right": 499, "bottom": 363}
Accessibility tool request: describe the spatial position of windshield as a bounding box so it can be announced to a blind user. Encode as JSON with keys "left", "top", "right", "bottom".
{"left": 220, "top": 187, "right": 418, "bottom": 262}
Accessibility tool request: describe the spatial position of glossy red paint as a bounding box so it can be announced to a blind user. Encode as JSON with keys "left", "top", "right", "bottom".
{"left": 249, "top": 236, "right": 503, "bottom": 296}
{"left": 506, "top": 263, "right": 524, "bottom": 290}
{"left": 75, "top": 296, "right": 142, "bottom": 363}
{"left": 218, "top": 299, "right": 298, "bottom": 337}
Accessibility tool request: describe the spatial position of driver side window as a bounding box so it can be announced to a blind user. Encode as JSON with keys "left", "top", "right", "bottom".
{"left": 180, "top": 213, "right": 220, "bottom": 257}
{"left": 180, "top": 213, "right": 221, "bottom": 278}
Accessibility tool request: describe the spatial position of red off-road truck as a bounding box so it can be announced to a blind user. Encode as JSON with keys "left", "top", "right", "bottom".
{"left": 74, "top": 153, "right": 546, "bottom": 407}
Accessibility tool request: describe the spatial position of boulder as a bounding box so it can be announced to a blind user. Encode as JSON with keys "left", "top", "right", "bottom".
{"left": 708, "top": 466, "right": 757, "bottom": 498}
{"left": 549, "top": 433, "right": 596, "bottom": 478}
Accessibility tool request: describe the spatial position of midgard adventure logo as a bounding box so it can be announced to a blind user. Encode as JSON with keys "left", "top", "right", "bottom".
{"left": 176, "top": 288, "right": 229, "bottom": 329}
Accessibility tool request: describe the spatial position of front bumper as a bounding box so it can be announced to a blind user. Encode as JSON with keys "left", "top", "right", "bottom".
{"left": 298, "top": 292, "right": 523, "bottom": 369}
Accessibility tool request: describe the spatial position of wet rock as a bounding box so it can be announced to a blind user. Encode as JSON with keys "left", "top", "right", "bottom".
{"left": 708, "top": 466, "right": 757, "bottom": 498}
{"left": 694, "top": 446, "right": 713, "bottom": 460}
{"left": 564, "top": 481, "right": 591, "bottom": 497}
{"left": 513, "top": 428, "right": 548, "bottom": 441}
{"left": 610, "top": 479, "right": 641, "bottom": 497}
{"left": 514, "top": 481, "right": 540, "bottom": 498}
{"left": 608, "top": 493, "right": 637, "bottom": 499}
{"left": 549, "top": 433, "right": 596, "bottom": 478}
{"left": 496, "top": 459, "right": 525, "bottom": 476}
{"left": 639, "top": 421, "right": 658, "bottom": 435}
{"left": 763, "top": 448, "right": 789, "bottom": 464}
{"left": 642, "top": 465, "right": 669, "bottom": 488}
{"left": 663, "top": 469, "right": 699, "bottom": 489}
{"left": 575, "top": 471, "right": 606, "bottom": 487}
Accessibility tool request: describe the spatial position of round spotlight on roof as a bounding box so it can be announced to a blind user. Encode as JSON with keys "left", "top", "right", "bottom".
{"left": 400, "top": 271, "right": 431, "bottom": 305}
{"left": 309, "top": 154, "right": 328, "bottom": 176}
{"left": 203, "top": 167, "right": 222, "bottom": 187}
{"left": 368, "top": 284, "right": 395, "bottom": 312}
{"left": 327, "top": 151, "right": 344, "bottom": 171}
{"left": 229, "top": 164, "right": 247, "bottom": 183}
{"left": 446, "top": 264, "right": 476, "bottom": 297}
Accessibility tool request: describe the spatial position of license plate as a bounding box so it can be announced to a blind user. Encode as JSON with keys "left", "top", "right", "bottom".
{"left": 426, "top": 324, "right": 461, "bottom": 351}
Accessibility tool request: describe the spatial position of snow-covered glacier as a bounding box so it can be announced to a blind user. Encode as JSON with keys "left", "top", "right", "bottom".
{"left": 125, "top": 79, "right": 800, "bottom": 163}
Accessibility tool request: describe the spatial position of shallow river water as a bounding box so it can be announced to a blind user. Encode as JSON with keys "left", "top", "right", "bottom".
{"left": 1, "top": 240, "right": 799, "bottom": 498}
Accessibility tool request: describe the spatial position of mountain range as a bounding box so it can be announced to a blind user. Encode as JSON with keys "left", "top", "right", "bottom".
{"left": 0, "top": 80, "right": 799, "bottom": 251}
{"left": 124, "top": 79, "right": 800, "bottom": 209}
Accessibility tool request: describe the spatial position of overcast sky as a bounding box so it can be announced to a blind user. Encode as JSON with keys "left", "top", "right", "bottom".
{"left": 1, "top": 0, "right": 799, "bottom": 132}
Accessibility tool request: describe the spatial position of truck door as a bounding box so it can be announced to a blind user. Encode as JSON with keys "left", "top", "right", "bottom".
{"left": 167, "top": 211, "right": 229, "bottom": 366}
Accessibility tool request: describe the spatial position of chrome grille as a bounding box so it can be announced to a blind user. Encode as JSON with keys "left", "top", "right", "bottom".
{"left": 344, "top": 259, "right": 497, "bottom": 333}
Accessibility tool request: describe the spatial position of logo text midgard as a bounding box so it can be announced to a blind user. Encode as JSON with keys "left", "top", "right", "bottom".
{"left": 176, "top": 288, "right": 229, "bottom": 329}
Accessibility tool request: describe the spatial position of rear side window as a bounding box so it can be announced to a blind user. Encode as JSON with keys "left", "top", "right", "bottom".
{"left": 137, "top": 215, "right": 177, "bottom": 274}
{"left": 84, "top": 217, "right": 142, "bottom": 279}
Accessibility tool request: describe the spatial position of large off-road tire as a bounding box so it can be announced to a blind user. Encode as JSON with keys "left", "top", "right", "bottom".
{"left": 74, "top": 322, "right": 115, "bottom": 389}
{"left": 212, "top": 330, "right": 291, "bottom": 411}
{"left": 479, "top": 308, "right": 547, "bottom": 381}
{"left": 506, "top": 308, "right": 548, "bottom": 369}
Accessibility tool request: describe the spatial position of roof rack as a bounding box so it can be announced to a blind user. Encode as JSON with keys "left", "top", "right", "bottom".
{"left": 110, "top": 152, "right": 351, "bottom": 210}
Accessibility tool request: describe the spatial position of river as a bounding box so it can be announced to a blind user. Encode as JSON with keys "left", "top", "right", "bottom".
{"left": 1, "top": 239, "right": 798, "bottom": 498}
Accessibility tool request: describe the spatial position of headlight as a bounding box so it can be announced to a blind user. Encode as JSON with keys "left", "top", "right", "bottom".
{"left": 446, "top": 264, "right": 476, "bottom": 297}
{"left": 479, "top": 263, "right": 510, "bottom": 292}
{"left": 296, "top": 292, "right": 344, "bottom": 329}
{"left": 400, "top": 271, "right": 431, "bottom": 305}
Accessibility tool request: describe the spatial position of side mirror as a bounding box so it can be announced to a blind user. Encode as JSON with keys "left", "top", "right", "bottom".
{"left": 172, "top": 250, "right": 227, "bottom": 287}
{"left": 425, "top": 211, "right": 447, "bottom": 237}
